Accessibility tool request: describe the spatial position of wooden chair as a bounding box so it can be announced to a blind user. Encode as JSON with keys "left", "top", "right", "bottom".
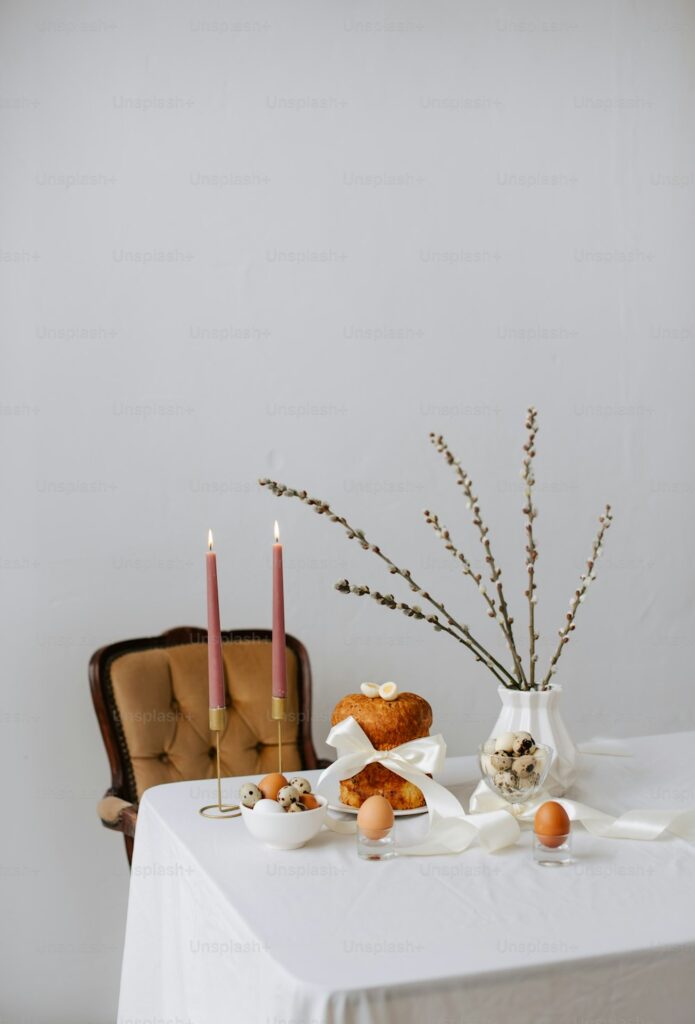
{"left": 90, "top": 626, "right": 327, "bottom": 864}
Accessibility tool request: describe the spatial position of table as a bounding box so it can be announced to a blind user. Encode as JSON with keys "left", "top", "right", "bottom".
{"left": 118, "top": 731, "right": 695, "bottom": 1024}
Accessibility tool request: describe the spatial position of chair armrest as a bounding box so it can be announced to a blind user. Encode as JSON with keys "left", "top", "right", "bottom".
{"left": 97, "top": 794, "right": 138, "bottom": 837}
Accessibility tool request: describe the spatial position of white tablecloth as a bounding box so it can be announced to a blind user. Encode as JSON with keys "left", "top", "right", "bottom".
{"left": 118, "top": 731, "right": 695, "bottom": 1024}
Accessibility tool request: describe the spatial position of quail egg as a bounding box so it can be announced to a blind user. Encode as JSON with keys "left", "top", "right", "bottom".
{"left": 516, "top": 771, "right": 539, "bottom": 790}
{"left": 493, "top": 770, "right": 516, "bottom": 794}
{"left": 490, "top": 752, "right": 513, "bottom": 772}
{"left": 512, "top": 754, "right": 537, "bottom": 777}
{"left": 277, "top": 784, "right": 301, "bottom": 809}
{"left": 289, "top": 777, "right": 312, "bottom": 795}
{"left": 495, "top": 731, "right": 516, "bottom": 755}
{"left": 239, "top": 782, "right": 263, "bottom": 809}
{"left": 512, "top": 732, "right": 536, "bottom": 756}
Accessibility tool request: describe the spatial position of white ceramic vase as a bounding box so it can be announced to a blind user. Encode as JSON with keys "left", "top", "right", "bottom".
{"left": 488, "top": 684, "right": 577, "bottom": 796}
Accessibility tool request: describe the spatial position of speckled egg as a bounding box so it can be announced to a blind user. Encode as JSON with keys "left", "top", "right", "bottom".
{"left": 277, "top": 785, "right": 300, "bottom": 808}
{"left": 516, "top": 771, "right": 539, "bottom": 790}
{"left": 239, "top": 782, "right": 263, "bottom": 809}
{"left": 286, "top": 801, "right": 306, "bottom": 813}
{"left": 493, "top": 770, "right": 516, "bottom": 793}
{"left": 289, "top": 777, "right": 312, "bottom": 795}
{"left": 512, "top": 732, "right": 536, "bottom": 756}
{"left": 512, "top": 754, "right": 537, "bottom": 777}
{"left": 490, "top": 752, "right": 513, "bottom": 772}
{"left": 495, "top": 731, "right": 516, "bottom": 755}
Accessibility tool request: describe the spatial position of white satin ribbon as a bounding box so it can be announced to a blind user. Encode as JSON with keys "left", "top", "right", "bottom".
{"left": 318, "top": 719, "right": 695, "bottom": 855}
{"left": 578, "top": 738, "right": 633, "bottom": 757}
{"left": 317, "top": 717, "right": 519, "bottom": 855}
{"left": 469, "top": 780, "right": 695, "bottom": 842}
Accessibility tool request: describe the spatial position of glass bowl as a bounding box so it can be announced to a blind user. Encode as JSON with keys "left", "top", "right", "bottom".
{"left": 478, "top": 742, "right": 552, "bottom": 805}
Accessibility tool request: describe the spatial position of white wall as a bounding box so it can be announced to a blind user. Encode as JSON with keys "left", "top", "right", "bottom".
{"left": 2, "top": 0, "right": 694, "bottom": 1019}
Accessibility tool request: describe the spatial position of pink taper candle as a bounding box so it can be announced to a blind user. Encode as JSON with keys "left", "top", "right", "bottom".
{"left": 206, "top": 529, "right": 225, "bottom": 709}
{"left": 272, "top": 520, "right": 287, "bottom": 699}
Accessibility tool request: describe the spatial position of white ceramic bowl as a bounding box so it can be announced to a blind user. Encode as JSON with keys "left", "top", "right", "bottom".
{"left": 240, "top": 795, "right": 328, "bottom": 850}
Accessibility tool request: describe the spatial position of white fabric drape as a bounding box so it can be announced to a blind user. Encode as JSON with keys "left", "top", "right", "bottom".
{"left": 118, "top": 734, "right": 695, "bottom": 1024}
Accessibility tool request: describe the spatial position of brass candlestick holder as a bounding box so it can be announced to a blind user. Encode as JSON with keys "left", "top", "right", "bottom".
{"left": 199, "top": 707, "right": 241, "bottom": 819}
{"left": 271, "top": 695, "right": 286, "bottom": 775}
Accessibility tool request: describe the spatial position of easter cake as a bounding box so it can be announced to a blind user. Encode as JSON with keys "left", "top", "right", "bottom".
{"left": 330, "top": 685, "right": 432, "bottom": 810}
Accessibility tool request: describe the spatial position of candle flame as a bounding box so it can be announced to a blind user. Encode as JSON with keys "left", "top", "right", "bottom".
{"left": 208, "top": 529, "right": 214, "bottom": 551}
{"left": 274, "top": 520, "right": 280, "bottom": 543}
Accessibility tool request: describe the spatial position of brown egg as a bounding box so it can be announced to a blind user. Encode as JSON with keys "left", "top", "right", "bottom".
{"left": 357, "top": 795, "right": 394, "bottom": 840}
{"left": 258, "top": 773, "right": 288, "bottom": 801}
{"left": 300, "top": 793, "right": 320, "bottom": 811}
{"left": 534, "top": 801, "right": 571, "bottom": 848}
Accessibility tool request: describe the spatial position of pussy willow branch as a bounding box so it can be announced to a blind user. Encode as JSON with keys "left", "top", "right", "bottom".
{"left": 429, "top": 433, "right": 528, "bottom": 688}
{"left": 258, "top": 477, "right": 518, "bottom": 687}
{"left": 540, "top": 504, "right": 613, "bottom": 689}
{"left": 334, "top": 580, "right": 514, "bottom": 688}
{"left": 424, "top": 509, "right": 494, "bottom": 612}
{"left": 423, "top": 509, "right": 522, "bottom": 682}
{"left": 522, "top": 407, "right": 539, "bottom": 688}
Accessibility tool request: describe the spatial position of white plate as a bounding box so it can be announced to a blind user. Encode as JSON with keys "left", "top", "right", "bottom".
{"left": 327, "top": 800, "right": 428, "bottom": 818}
{"left": 319, "top": 771, "right": 430, "bottom": 817}
{"left": 320, "top": 778, "right": 428, "bottom": 817}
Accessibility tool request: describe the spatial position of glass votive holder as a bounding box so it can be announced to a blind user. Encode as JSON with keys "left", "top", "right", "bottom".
{"left": 357, "top": 827, "right": 395, "bottom": 861}
{"left": 534, "top": 832, "right": 572, "bottom": 866}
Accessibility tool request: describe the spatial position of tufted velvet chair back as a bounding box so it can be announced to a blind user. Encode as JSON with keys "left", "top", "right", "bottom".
{"left": 91, "top": 626, "right": 324, "bottom": 862}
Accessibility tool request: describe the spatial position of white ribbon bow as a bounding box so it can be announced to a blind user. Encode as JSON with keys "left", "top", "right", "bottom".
{"left": 317, "top": 717, "right": 519, "bottom": 855}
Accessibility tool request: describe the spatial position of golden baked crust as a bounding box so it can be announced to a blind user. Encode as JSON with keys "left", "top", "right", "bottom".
{"left": 338, "top": 763, "right": 427, "bottom": 809}
{"left": 331, "top": 692, "right": 432, "bottom": 748}
{"left": 331, "top": 692, "right": 432, "bottom": 810}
